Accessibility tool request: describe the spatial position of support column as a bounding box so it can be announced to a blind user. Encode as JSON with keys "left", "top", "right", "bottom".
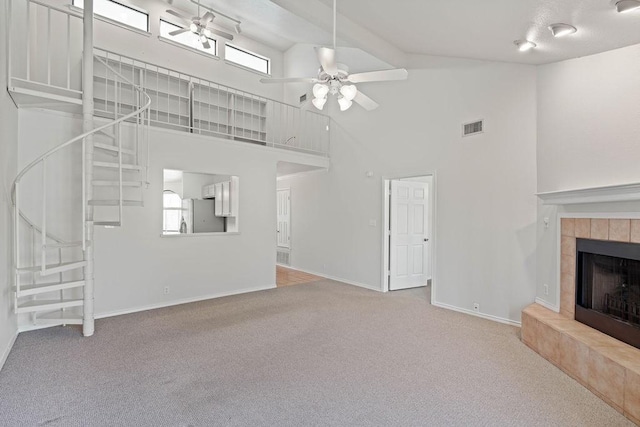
{"left": 82, "top": 0, "right": 95, "bottom": 337}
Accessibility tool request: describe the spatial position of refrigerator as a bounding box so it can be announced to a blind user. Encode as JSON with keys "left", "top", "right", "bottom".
{"left": 182, "top": 199, "right": 225, "bottom": 233}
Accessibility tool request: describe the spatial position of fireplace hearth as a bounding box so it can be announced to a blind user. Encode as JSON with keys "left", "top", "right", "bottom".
{"left": 576, "top": 238, "right": 640, "bottom": 349}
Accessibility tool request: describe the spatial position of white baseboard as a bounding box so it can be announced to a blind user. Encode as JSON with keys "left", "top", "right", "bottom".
{"left": 282, "top": 265, "right": 382, "bottom": 292}
{"left": 534, "top": 297, "right": 560, "bottom": 313}
{"left": 0, "top": 331, "right": 18, "bottom": 371}
{"left": 96, "top": 284, "right": 277, "bottom": 319}
{"left": 431, "top": 300, "right": 522, "bottom": 327}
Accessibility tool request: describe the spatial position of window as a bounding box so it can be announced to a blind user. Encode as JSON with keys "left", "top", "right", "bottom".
{"left": 159, "top": 20, "right": 217, "bottom": 56}
{"left": 73, "top": 0, "right": 149, "bottom": 32}
{"left": 225, "top": 44, "right": 270, "bottom": 75}
{"left": 163, "top": 191, "right": 184, "bottom": 234}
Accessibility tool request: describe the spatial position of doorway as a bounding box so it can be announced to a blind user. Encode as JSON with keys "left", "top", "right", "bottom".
{"left": 382, "top": 175, "right": 435, "bottom": 292}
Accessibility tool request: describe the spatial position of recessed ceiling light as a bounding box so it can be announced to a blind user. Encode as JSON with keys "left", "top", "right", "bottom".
{"left": 549, "top": 23, "right": 577, "bottom": 37}
{"left": 616, "top": 0, "right": 640, "bottom": 13}
{"left": 514, "top": 40, "right": 537, "bottom": 52}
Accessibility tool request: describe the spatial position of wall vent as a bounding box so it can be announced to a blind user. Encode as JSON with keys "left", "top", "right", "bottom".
{"left": 463, "top": 120, "right": 484, "bottom": 137}
{"left": 277, "top": 249, "right": 290, "bottom": 266}
{"left": 299, "top": 93, "right": 307, "bottom": 104}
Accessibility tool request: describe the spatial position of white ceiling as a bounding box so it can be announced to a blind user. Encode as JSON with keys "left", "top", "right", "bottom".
{"left": 175, "top": 0, "right": 640, "bottom": 66}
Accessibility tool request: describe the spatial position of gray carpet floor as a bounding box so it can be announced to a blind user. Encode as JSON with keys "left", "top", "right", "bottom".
{"left": 0, "top": 280, "right": 634, "bottom": 426}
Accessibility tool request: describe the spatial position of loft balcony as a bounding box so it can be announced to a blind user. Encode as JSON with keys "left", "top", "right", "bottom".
{"left": 7, "top": 0, "right": 330, "bottom": 158}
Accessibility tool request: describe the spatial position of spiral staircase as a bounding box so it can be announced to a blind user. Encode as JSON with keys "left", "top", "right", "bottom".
{"left": 9, "top": 1, "right": 151, "bottom": 336}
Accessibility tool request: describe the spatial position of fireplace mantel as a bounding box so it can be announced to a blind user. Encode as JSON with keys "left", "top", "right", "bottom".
{"left": 537, "top": 182, "right": 640, "bottom": 205}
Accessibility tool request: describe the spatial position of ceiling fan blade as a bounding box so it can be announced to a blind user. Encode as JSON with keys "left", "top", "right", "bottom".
{"left": 206, "top": 26, "right": 234, "bottom": 40}
{"left": 260, "top": 77, "right": 320, "bottom": 84}
{"left": 347, "top": 68, "right": 408, "bottom": 84}
{"left": 353, "top": 91, "right": 379, "bottom": 111}
{"left": 201, "top": 39, "right": 212, "bottom": 49}
{"left": 166, "top": 9, "right": 191, "bottom": 23}
{"left": 201, "top": 11, "right": 214, "bottom": 26}
{"left": 169, "top": 28, "right": 190, "bottom": 36}
{"left": 315, "top": 47, "right": 338, "bottom": 76}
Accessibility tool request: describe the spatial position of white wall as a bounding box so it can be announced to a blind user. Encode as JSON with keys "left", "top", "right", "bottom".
{"left": 0, "top": 0, "right": 19, "bottom": 368}
{"left": 17, "top": 108, "right": 328, "bottom": 323}
{"left": 279, "top": 54, "right": 538, "bottom": 323}
{"left": 536, "top": 43, "right": 640, "bottom": 309}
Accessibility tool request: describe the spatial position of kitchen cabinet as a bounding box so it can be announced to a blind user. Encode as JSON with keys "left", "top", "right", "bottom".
{"left": 213, "top": 177, "right": 239, "bottom": 218}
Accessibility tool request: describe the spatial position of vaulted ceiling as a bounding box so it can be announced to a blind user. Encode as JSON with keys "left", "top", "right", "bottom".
{"left": 174, "top": 0, "right": 640, "bottom": 66}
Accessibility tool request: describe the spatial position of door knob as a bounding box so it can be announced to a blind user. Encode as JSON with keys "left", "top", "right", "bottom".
{"left": 424, "top": 238, "right": 428, "bottom": 242}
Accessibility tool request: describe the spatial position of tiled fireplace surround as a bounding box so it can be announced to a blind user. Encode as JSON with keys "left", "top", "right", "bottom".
{"left": 522, "top": 218, "right": 640, "bottom": 425}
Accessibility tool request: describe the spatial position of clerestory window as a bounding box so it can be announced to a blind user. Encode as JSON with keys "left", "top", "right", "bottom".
{"left": 72, "top": 0, "right": 149, "bottom": 32}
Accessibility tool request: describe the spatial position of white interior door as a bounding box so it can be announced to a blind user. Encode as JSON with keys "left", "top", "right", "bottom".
{"left": 277, "top": 189, "right": 290, "bottom": 249}
{"left": 389, "top": 180, "right": 429, "bottom": 290}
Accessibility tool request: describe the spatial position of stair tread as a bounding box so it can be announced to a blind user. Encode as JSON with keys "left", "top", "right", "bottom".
{"left": 89, "top": 199, "right": 143, "bottom": 207}
{"left": 17, "top": 299, "right": 83, "bottom": 309}
{"left": 94, "top": 142, "right": 136, "bottom": 155}
{"left": 17, "top": 261, "right": 87, "bottom": 273}
{"left": 37, "top": 311, "right": 83, "bottom": 321}
{"left": 93, "top": 161, "right": 141, "bottom": 170}
{"left": 92, "top": 180, "right": 142, "bottom": 187}
{"left": 17, "top": 280, "right": 85, "bottom": 297}
{"left": 43, "top": 241, "right": 84, "bottom": 249}
{"left": 93, "top": 221, "right": 121, "bottom": 227}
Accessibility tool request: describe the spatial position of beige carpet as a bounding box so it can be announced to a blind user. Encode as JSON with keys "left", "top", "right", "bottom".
{"left": 0, "top": 280, "right": 633, "bottom": 426}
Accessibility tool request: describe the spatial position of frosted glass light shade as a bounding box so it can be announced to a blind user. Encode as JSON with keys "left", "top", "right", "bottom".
{"left": 340, "top": 84, "right": 358, "bottom": 101}
{"left": 313, "top": 83, "right": 329, "bottom": 99}
{"left": 338, "top": 96, "right": 352, "bottom": 111}
{"left": 312, "top": 97, "right": 327, "bottom": 111}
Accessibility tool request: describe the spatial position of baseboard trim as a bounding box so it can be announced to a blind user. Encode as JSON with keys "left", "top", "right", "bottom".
{"left": 96, "top": 284, "right": 277, "bottom": 320}
{"left": 282, "top": 265, "right": 382, "bottom": 292}
{"left": 0, "top": 331, "right": 18, "bottom": 371}
{"left": 534, "top": 297, "right": 560, "bottom": 313}
{"left": 431, "top": 300, "right": 522, "bottom": 327}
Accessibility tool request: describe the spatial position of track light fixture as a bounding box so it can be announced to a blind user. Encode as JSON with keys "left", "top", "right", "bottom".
{"left": 514, "top": 39, "right": 536, "bottom": 52}
{"left": 549, "top": 23, "right": 577, "bottom": 37}
{"left": 616, "top": 0, "right": 640, "bottom": 13}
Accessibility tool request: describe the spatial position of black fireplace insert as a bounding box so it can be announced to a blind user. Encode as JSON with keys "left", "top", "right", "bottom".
{"left": 576, "top": 238, "right": 640, "bottom": 349}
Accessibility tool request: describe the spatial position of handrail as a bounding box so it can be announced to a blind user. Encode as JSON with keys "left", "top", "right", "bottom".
{"left": 12, "top": 56, "right": 151, "bottom": 199}
{"left": 19, "top": 211, "right": 66, "bottom": 244}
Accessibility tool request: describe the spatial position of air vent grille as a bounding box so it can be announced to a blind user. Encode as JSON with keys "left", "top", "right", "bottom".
{"left": 299, "top": 93, "right": 307, "bottom": 104}
{"left": 463, "top": 120, "right": 484, "bottom": 137}
{"left": 277, "top": 249, "right": 290, "bottom": 266}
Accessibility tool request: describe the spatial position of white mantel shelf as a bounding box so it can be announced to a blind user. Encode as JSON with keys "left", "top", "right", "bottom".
{"left": 537, "top": 182, "right": 640, "bottom": 205}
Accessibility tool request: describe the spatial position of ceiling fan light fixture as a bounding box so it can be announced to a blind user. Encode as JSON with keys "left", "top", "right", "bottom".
{"left": 199, "top": 34, "right": 207, "bottom": 43}
{"left": 616, "top": 0, "right": 640, "bottom": 13}
{"left": 549, "top": 23, "right": 577, "bottom": 37}
{"left": 340, "top": 84, "right": 358, "bottom": 101}
{"left": 514, "top": 39, "right": 536, "bottom": 52}
{"left": 203, "top": 28, "right": 212, "bottom": 37}
{"left": 190, "top": 23, "right": 198, "bottom": 33}
{"left": 312, "top": 97, "right": 327, "bottom": 111}
{"left": 338, "top": 96, "right": 353, "bottom": 111}
{"left": 313, "top": 83, "right": 330, "bottom": 99}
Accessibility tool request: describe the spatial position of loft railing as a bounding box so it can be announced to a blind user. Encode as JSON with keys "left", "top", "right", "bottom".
{"left": 7, "top": 0, "right": 331, "bottom": 157}
{"left": 93, "top": 49, "right": 331, "bottom": 156}
{"left": 7, "top": 0, "right": 84, "bottom": 100}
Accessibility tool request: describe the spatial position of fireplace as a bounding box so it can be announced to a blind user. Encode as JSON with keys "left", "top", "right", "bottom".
{"left": 576, "top": 238, "right": 640, "bottom": 349}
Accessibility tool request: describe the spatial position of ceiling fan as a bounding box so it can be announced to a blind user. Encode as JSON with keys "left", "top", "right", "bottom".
{"left": 260, "top": 0, "right": 408, "bottom": 111}
{"left": 166, "top": 1, "right": 234, "bottom": 50}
